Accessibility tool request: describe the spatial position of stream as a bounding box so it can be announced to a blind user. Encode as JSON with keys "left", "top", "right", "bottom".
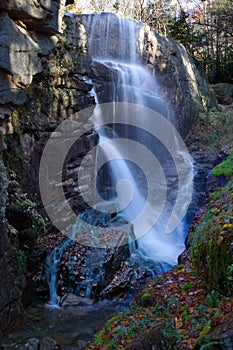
{"left": 0, "top": 299, "right": 130, "bottom": 349}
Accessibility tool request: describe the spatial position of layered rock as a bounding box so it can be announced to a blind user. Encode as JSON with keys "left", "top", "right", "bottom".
{"left": 0, "top": 0, "right": 65, "bottom": 122}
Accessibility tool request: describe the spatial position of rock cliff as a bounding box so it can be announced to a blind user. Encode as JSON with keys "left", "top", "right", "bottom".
{"left": 0, "top": 0, "right": 66, "bottom": 335}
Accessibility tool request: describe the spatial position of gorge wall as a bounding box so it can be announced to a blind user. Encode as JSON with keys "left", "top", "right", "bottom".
{"left": 0, "top": 0, "right": 67, "bottom": 335}
{"left": 0, "top": 4, "right": 214, "bottom": 335}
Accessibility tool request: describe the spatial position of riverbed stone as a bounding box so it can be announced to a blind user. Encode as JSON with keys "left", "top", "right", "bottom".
{"left": 60, "top": 293, "right": 94, "bottom": 307}
{"left": 39, "top": 337, "right": 58, "bottom": 350}
{"left": 20, "top": 338, "right": 40, "bottom": 350}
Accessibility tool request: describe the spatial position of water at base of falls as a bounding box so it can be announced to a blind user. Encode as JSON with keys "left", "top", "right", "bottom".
{"left": 45, "top": 12, "right": 193, "bottom": 306}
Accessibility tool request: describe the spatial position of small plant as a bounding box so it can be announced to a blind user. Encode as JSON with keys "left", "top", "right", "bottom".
{"left": 180, "top": 282, "right": 194, "bottom": 292}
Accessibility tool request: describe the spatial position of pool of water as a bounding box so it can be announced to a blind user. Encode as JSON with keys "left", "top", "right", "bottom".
{"left": 0, "top": 299, "right": 130, "bottom": 349}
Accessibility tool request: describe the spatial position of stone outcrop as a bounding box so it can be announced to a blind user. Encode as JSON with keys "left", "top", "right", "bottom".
{"left": 0, "top": 0, "right": 65, "bottom": 34}
{"left": 142, "top": 28, "right": 214, "bottom": 136}
{"left": 0, "top": 0, "right": 65, "bottom": 122}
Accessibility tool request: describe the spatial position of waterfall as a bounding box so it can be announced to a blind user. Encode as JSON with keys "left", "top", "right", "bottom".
{"left": 86, "top": 13, "right": 193, "bottom": 268}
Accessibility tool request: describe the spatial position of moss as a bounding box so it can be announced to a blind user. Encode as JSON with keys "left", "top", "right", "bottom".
{"left": 192, "top": 180, "right": 233, "bottom": 295}
{"left": 11, "top": 105, "right": 31, "bottom": 135}
{"left": 212, "top": 148, "right": 233, "bottom": 179}
{"left": 140, "top": 290, "right": 154, "bottom": 307}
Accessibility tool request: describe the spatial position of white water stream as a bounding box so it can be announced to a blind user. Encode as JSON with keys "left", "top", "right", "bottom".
{"left": 86, "top": 13, "right": 193, "bottom": 268}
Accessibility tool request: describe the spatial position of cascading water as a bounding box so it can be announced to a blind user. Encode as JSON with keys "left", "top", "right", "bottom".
{"left": 45, "top": 13, "right": 193, "bottom": 305}
{"left": 86, "top": 13, "right": 193, "bottom": 268}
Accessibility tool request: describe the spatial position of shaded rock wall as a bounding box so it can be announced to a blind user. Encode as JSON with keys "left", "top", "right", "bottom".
{"left": 0, "top": 0, "right": 66, "bottom": 336}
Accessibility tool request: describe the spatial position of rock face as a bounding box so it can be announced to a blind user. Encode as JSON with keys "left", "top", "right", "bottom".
{"left": 0, "top": 0, "right": 65, "bottom": 121}
{"left": 0, "top": 159, "right": 25, "bottom": 335}
{"left": 142, "top": 29, "right": 213, "bottom": 136}
{"left": 0, "top": 0, "right": 66, "bottom": 336}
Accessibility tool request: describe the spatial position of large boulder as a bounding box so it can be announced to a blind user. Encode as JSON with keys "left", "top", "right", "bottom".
{"left": 142, "top": 28, "right": 214, "bottom": 135}
{"left": 0, "top": 0, "right": 66, "bottom": 121}
{"left": 0, "top": 0, "right": 65, "bottom": 34}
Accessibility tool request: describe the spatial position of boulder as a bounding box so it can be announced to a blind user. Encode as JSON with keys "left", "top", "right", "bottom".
{"left": 39, "top": 337, "right": 58, "bottom": 350}
{"left": 20, "top": 338, "right": 40, "bottom": 350}
{"left": 59, "top": 293, "right": 94, "bottom": 307}
{"left": 0, "top": 0, "right": 66, "bottom": 34}
{"left": 197, "top": 313, "right": 233, "bottom": 350}
{"left": 0, "top": 0, "right": 66, "bottom": 121}
{"left": 212, "top": 83, "right": 233, "bottom": 105}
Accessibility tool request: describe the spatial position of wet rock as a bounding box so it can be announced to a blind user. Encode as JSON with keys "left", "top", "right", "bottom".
{"left": 59, "top": 293, "right": 94, "bottom": 307}
{"left": 103, "top": 265, "right": 135, "bottom": 298}
{"left": 20, "top": 338, "right": 40, "bottom": 350}
{"left": 39, "top": 336, "right": 58, "bottom": 350}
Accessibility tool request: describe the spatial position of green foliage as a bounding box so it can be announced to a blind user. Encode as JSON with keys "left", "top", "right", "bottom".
{"left": 205, "top": 290, "right": 221, "bottom": 308}
{"left": 199, "top": 341, "right": 220, "bottom": 350}
{"left": 192, "top": 181, "right": 233, "bottom": 295}
{"left": 212, "top": 148, "right": 233, "bottom": 179}
{"left": 198, "top": 320, "right": 212, "bottom": 340}
{"left": 195, "top": 107, "right": 233, "bottom": 157}
{"left": 168, "top": 10, "right": 196, "bottom": 52}
{"left": 140, "top": 290, "right": 154, "bottom": 307}
{"left": 180, "top": 282, "right": 194, "bottom": 292}
{"left": 57, "top": 34, "right": 67, "bottom": 44}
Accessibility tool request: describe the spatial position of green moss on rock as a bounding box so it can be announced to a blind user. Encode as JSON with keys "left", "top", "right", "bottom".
{"left": 192, "top": 179, "right": 233, "bottom": 295}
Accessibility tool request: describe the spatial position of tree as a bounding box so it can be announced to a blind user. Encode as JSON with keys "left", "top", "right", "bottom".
{"left": 193, "top": 0, "right": 233, "bottom": 82}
